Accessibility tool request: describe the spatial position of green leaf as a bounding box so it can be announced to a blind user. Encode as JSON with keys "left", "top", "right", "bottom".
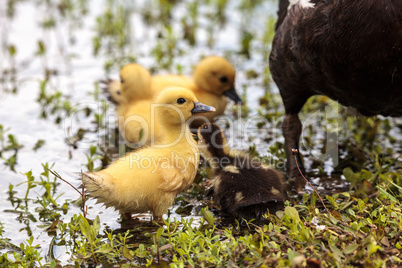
{"left": 344, "top": 244, "right": 359, "bottom": 254}
{"left": 96, "top": 244, "right": 113, "bottom": 254}
{"left": 339, "top": 200, "right": 354, "bottom": 211}
{"left": 93, "top": 215, "right": 100, "bottom": 236}
{"left": 326, "top": 195, "right": 337, "bottom": 208}
{"left": 284, "top": 206, "right": 300, "bottom": 222}
{"left": 202, "top": 209, "right": 214, "bottom": 226}
{"left": 50, "top": 260, "right": 57, "bottom": 268}
{"left": 343, "top": 167, "right": 357, "bottom": 182}
{"left": 329, "top": 244, "right": 344, "bottom": 261}
{"left": 123, "top": 245, "right": 134, "bottom": 260}
{"left": 340, "top": 192, "right": 350, "bottom": 199}
{"left": 156, "top": 227, "right": 164, "bottom": 238}
{"left": 90, "top": 145, "right": 97, "bottom": 156}
{"left": 378, "top": 187, "right": 398, "bottom": 203}
{"left": 367, "top": 240, "right": 382, "bottom": 256}
{"left": 276, "top": 210, "right": 284, "bottom": 219}
{"left": 8, "top": 45, "right": 16, "bottom": 56}
{"left": 78, "top": 215, "right": 93, "bottom": 243}
{"left": 33, "top": 140, "right": 45, "bottom": 151}
{"left": 287, "top": 250, "right": 301, "bottom": 262}
{"left": 177, "top": 248, "right": 187, "bottom": 257}
{"left": 347, "top": 208, "right": 355, "bottom": 216}
{"left": 388, "top": 180, "right": 402, "bottom": 191}
{"left": 37, "top": 40, "right": 46, "bottom": 55}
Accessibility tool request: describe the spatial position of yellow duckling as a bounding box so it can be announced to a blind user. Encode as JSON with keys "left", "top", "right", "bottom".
{"left": 105, "top": 63, "right": 152, "bottom": 105}
{"left": 152, "top": 56, "right": 243, "bottom": 126}
{"left": 83, "top": 87, "right": 216, "bottom": 222}
{"left": 105, "top": 64, "right": 153, "bottom": 144}
{"left": 105, "top": 58, "right": 242, "bottom": 143}
{"left": 197, "top": 123, "right": 286, "bottom": 224}
{"left": 118, "top": 99, "right": 155, "bottom": 146}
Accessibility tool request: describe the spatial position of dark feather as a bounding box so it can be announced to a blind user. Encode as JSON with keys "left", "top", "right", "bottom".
{"left": 271, "top": 0, "right": 402, "bottom": 116}
{"left": 198, "top": 123, "right": 286, "bottom": 224}
{"left": 213, "top": 167, "right": 285, "bottom": 224}
{"left": 269, "top": 0, "right": 402, "bottom": 186}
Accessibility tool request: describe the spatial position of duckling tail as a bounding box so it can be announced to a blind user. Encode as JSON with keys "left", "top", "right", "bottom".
{"left": 82, "top": 172, "right": 113, "bottom": 206}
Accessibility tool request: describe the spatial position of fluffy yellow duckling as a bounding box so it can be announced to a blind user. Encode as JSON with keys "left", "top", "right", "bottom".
{"left": 152, "top": 56, "right": 243, "bottom": 126}
{"left": 197, "top": 123, "right": 286, "bottom": 224}
{"left": 105, "top": 58, "right": 242, "bottom": 143}
{"left": 83, "top": 87, "right": 216, "bottom": 222}
{"left": 105, "top": 64, "right": 153, "bottom": 144}
{"left": 105, "top": 63, "right": 152, "bottom": 105}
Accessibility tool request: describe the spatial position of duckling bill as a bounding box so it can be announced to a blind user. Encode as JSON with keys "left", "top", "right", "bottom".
{"left": 198, "top": 123, "right": 286, "bottom": 224}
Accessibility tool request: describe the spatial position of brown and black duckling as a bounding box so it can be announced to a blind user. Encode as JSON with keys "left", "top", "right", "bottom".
{"left": 197, "top": 123, "right": 286, "bottom": 224}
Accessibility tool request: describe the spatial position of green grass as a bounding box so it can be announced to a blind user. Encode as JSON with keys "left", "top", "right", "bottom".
{"left": 1, "top": 163, "right": 401, "bottom": 266}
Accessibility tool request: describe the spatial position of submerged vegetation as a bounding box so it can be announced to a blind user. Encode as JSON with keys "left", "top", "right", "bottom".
{"left": 0, "top": 0, "right": 401, "bottom": 267}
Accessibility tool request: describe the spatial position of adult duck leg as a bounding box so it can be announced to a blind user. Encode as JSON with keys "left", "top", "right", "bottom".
{"left": 283, "top": 113, "right": 305, "bottom": 191}
{"left": 281, "top": 92, "right": 310, "bottom": 192}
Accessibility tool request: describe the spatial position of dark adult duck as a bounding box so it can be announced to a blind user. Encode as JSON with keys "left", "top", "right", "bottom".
{"left": 269, "top": 0, "right": 402, "bottom": 188}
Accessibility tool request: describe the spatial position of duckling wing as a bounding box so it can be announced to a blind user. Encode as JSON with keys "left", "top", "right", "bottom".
{"left": 158, "top": 166, "right": 184, "bottom": 192}
{"left": 157, "top": 154, "right": 198, "bottom": 192}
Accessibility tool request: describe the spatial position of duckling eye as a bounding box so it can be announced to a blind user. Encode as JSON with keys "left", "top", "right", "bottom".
{"left": 219, "top": 76, "right": 228, "bottom": 83}
{"left": 177, "top": 98, "right": 186, "bottom": 104}
{"left": 120, "top": 79, "right": 125, "bottom": 83}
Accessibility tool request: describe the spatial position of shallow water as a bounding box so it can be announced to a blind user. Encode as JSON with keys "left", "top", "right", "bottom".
{"left": 0, "top": 0, "right": 401, "bottom": 264}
